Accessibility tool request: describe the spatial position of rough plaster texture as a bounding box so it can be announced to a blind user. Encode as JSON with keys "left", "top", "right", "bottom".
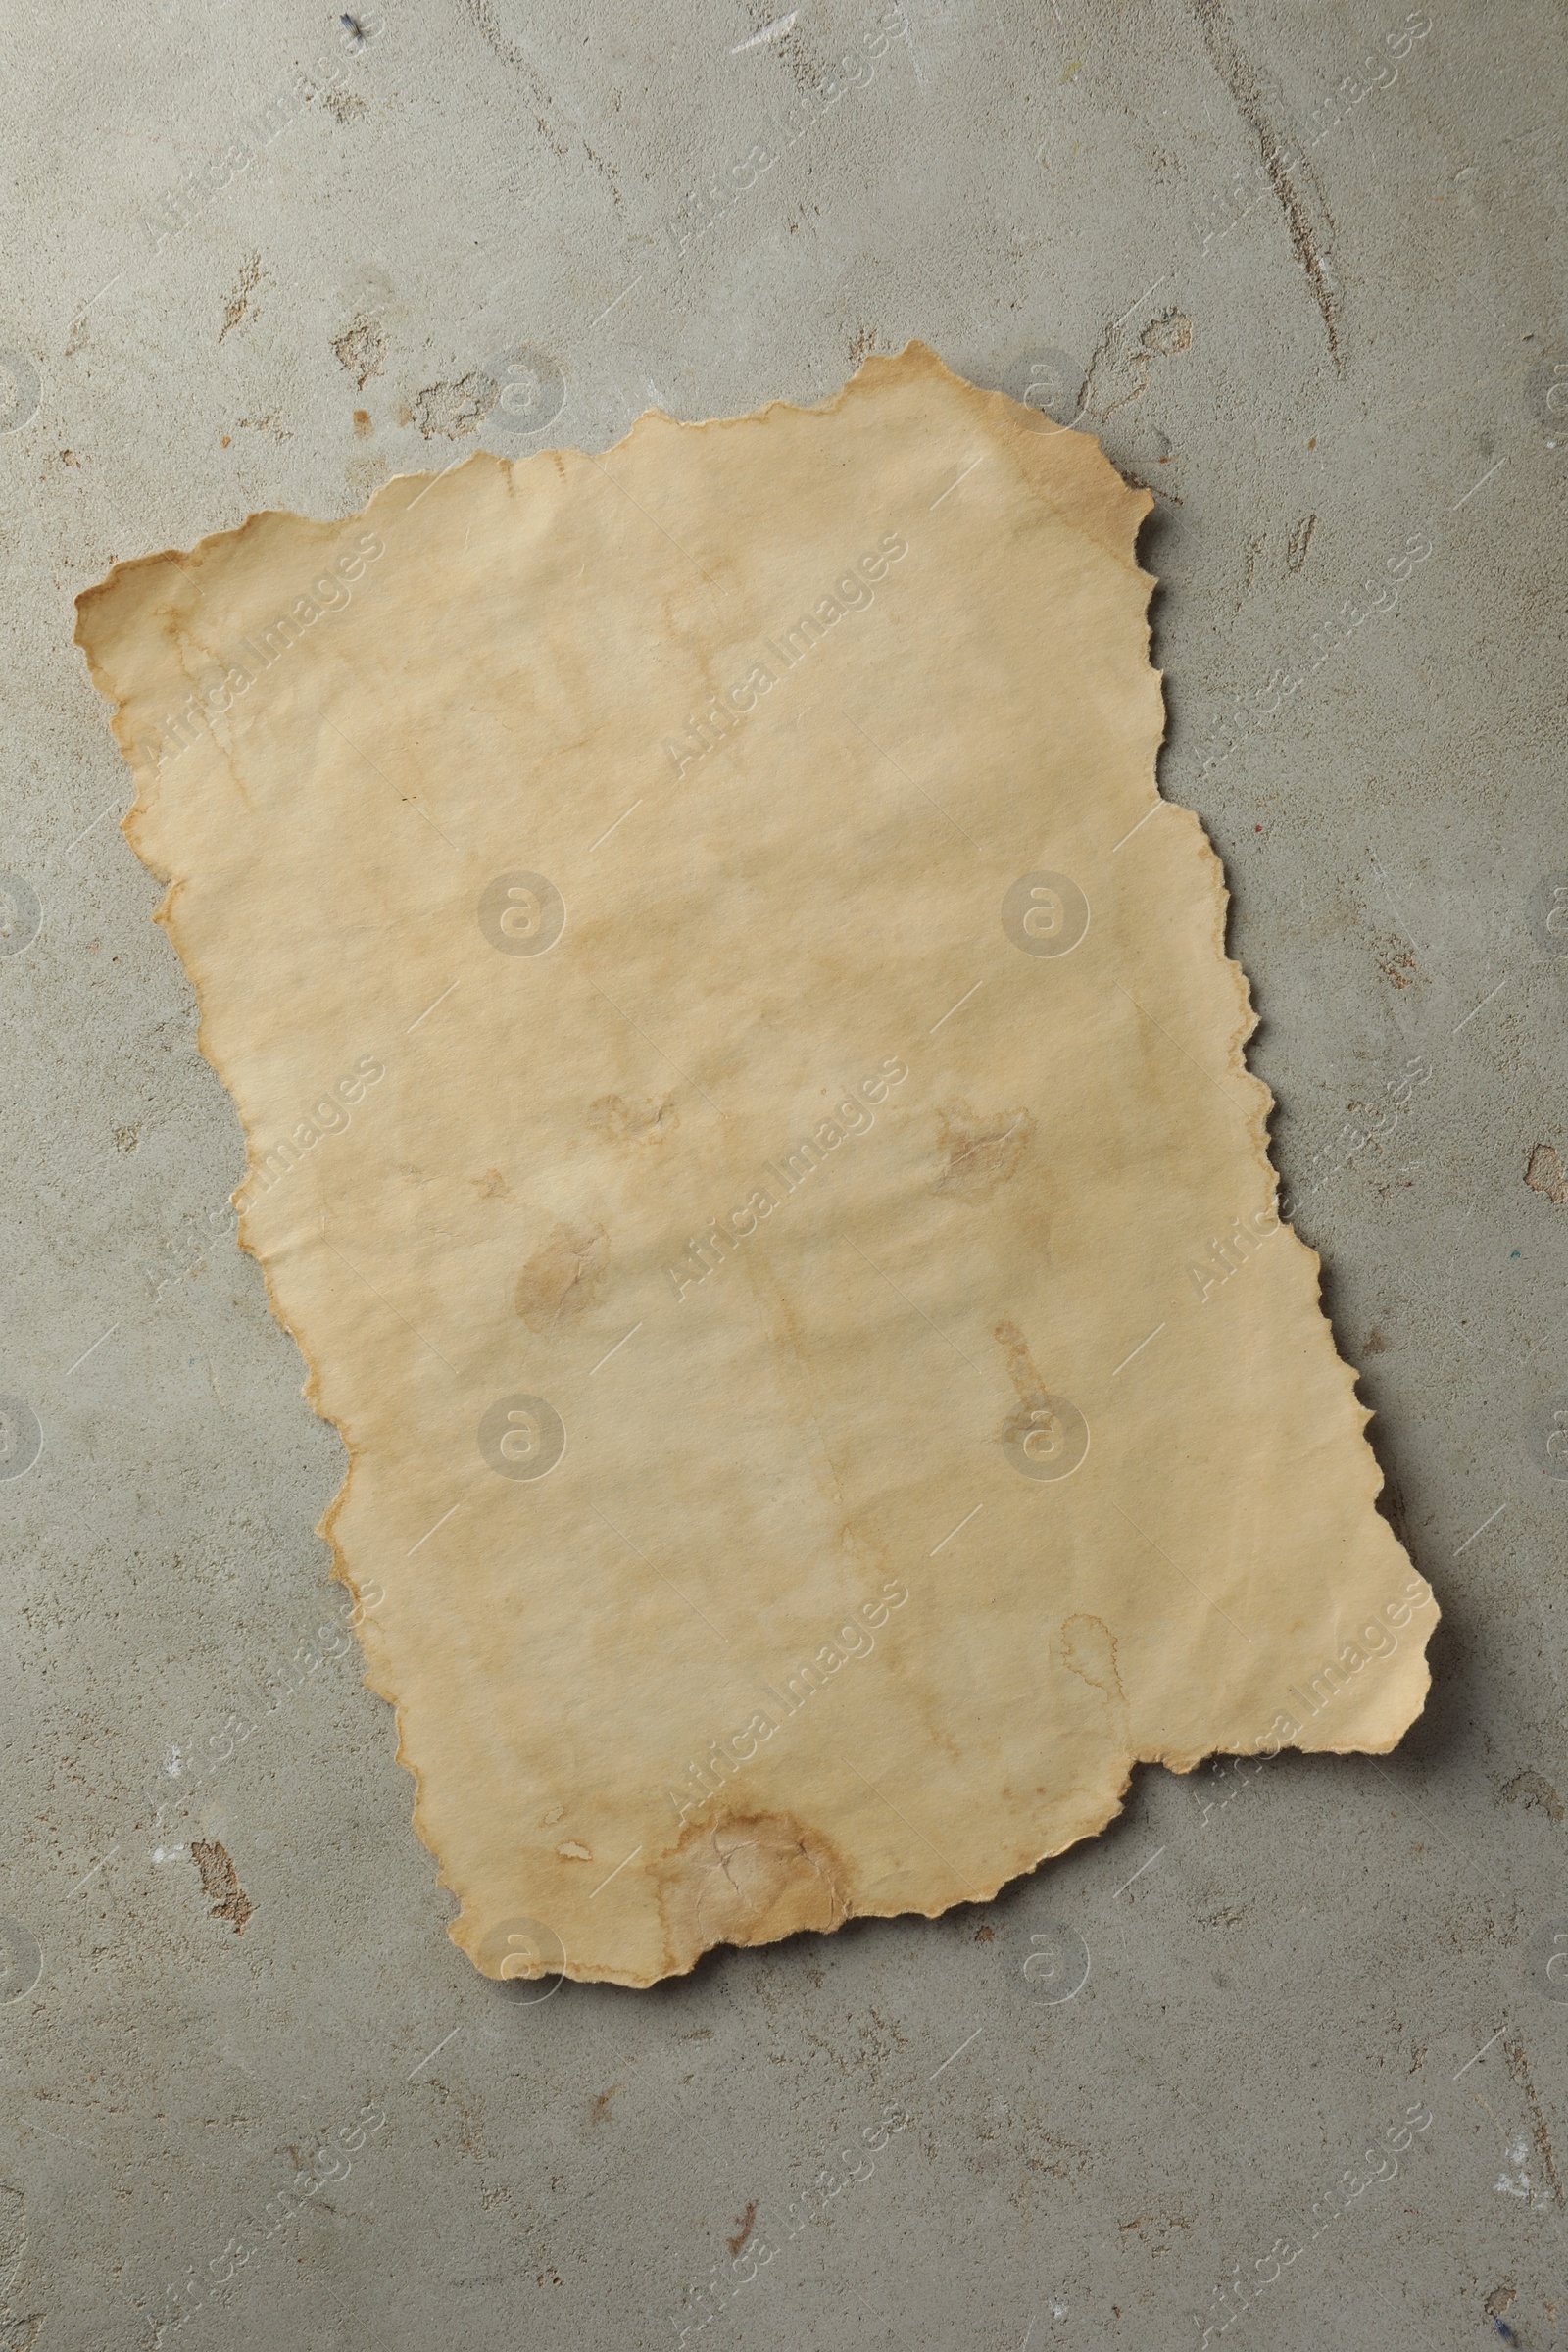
{"left": 0, "top": 2, "right": 1564, "bottom": 2346}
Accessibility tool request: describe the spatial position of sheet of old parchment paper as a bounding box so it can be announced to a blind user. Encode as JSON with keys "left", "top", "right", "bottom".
{"left": 75, "top": 345, "right": 1435, "bottom": 1987}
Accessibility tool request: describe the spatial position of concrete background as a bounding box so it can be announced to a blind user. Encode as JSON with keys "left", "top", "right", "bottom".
{"left": 2, "top": 0, "right": 1565, "bottom": 2344}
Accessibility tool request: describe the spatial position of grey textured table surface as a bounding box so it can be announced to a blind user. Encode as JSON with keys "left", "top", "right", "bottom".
{"left": 3, "top": 1, "right": 1565, "bottom": 2346}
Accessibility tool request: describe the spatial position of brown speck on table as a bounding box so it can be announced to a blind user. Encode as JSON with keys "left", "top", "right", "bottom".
{"left": 727, "top": 2199, "right": 757, "bottom": 2257}
{"left": 189, "top": 1839, "right": 254, "bottom": 1935}
{"left": 1525, "top": 1142, "right": 1567, "bottom": 1204}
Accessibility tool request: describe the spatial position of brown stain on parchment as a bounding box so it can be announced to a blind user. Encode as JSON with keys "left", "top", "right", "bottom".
{"left": 653, "top": 1811, "right": 851, "bottom": 1965}
{"left": 934, "top": 1101, "right": 1035, "bottom": 1200}
{"left": 514, "top": 1217, "right": 610, "bottom": 1333}
{"left": 1060, "top": 1613, "right": 1132, "bottom": 1747}
{"left": 189, "top": 1838, "right": 253, "bottom": 1934}
{"left": 994, "top": 1316, "right": 1047, "bottom": 1401}
{"left": 590, "top": 1092, "right": 678, "bottom": 1148}
{"left": 1060, "top": 1614, "right": 1126, "bottom": 1710}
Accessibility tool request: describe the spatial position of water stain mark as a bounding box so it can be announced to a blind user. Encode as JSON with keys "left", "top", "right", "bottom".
{"left": 934, "top": 1101, "right": 1035, "bottom": 1200}
{"left": 514, "top": 1218, "right": 611, "bottom": 1334}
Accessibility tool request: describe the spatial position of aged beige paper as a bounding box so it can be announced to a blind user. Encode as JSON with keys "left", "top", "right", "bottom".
{"left": 76, "top": 345, "right": 1435, "bottom": 1987}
